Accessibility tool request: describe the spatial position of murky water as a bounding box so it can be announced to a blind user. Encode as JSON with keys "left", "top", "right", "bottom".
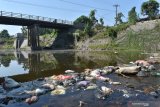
{"left": 0, "top": 50, "right": 147, "bottom": 82}
{"left": 0, "top": 50, "right": 160, "bottom": 107}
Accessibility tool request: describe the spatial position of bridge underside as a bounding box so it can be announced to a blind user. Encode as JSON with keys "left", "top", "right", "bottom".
{"left": 0, "top": 16, "right": 74, "bottom": 50}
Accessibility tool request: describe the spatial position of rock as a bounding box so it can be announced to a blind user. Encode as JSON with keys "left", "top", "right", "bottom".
{"left": 115, "top": 66, "right": 141, "bottom": 74}
{"left": 101, "top": 86, "right": 113, "bottom": 95}
{"left": 65, "top": 70, "right": 75, "bottom": 73}
{"left": 137, "top": 71, "right": 149, "bottom": 77}
{"left": 25, "top": 96, "right": 38, "bottom": 104}
{"left": 148, "top": 65, "right": 156, "bottom": 71}
{"left": 51, "top": 89, "right": 66, "bottom": 95}
{"left": 3, "top": 77, "right": 20, "bottom": 90}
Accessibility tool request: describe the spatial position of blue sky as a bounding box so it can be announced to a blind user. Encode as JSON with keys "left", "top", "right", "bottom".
{"left": 0, "top": 0, "right": 159, "bottom": 35}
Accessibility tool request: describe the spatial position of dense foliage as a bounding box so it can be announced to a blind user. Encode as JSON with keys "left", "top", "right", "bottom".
{"left": 128, "top": 7, "right": 138, "bottom": 24}
{"left": 0, "top": 29, "right": 10, "bottom": 38}
{"left": 141, "top": 0, "right": 159, "bottom": 19}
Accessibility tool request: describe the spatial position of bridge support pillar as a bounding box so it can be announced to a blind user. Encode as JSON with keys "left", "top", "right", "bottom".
{"left": 27, "top": 24, "right": 40, "bottom": 50}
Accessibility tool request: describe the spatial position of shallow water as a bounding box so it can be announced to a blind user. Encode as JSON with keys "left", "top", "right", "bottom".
{"left": 0, "top": 50, "right": 160, "bottom": 107}
{"left": 0, "top": 50, "right": 147, "bottom": 82}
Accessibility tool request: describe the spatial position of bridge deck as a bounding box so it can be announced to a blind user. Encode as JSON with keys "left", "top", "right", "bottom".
{"left": 0, "top": 11, "right": 73, "bottom": 29}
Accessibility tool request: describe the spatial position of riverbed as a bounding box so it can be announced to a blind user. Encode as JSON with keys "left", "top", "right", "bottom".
{"left": 0, "top": 50, "right": 160, "bottom": 107}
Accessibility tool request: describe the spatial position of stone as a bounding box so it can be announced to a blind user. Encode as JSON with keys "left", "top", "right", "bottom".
{"left": 3, "top": 77, "right": 20, "bottom": 89}
{"left": 148, "top": 65, "right": 156, "bottom": 71}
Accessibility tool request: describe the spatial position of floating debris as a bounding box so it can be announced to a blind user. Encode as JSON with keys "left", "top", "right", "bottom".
{"left": 86, "top": 84, "right": 97, "bottom": 90}
{"left": 109, "top": 82, "right": 121, "bottom": 85}
{"left": 79, "top": 101, "right": 87, "bottom": 107}
{"left": 101, "top": 86, "right": 113, "bottom": 95}
{"left": 65, "top": 70, "right": 75, "bottom": 73}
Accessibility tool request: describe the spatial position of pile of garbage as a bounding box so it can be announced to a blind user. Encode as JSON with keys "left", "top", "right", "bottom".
{"left": 0, "top": 57, "right": 160, "bottom": 106}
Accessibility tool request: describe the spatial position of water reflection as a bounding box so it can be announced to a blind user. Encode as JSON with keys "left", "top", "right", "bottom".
{"left": 0, "top": 50, "right": 148, "bottom": 82}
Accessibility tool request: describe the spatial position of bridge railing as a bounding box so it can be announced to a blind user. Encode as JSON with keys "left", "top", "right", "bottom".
{"left": 0, "top": 11, "right": 73, "bottom": 25}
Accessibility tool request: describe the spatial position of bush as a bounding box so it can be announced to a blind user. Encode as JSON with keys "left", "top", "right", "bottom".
{"left": 108, "top": 28, "right": 117, "bottom": 39}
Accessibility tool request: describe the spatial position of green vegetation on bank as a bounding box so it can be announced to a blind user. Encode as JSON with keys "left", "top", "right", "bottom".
{"left": 0, "top": 29, "right": 15, "bottom": 49}
{"left": 74, "top": 0, "right": 160, "bottom": 51}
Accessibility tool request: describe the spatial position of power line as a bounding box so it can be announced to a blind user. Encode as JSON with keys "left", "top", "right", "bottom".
{"left": 2, "top": 0, "right": 90, "bottom": 13}
{"left": 59, "top": 0, "right": 114, "bottom": 12}
{"left": 1, "top": 0, "right": 115, "bottom": 24}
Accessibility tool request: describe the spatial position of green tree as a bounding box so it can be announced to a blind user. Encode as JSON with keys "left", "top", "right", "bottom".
{"left": 0, "top": 29, "right": 10, "bottom": 38}
{"left": 128, "top": 7, "right": 138, "bottom": 24}
{"left": 74, "top": 15, "right": 91, "bottom": 25}
{"left": 99, "top": 18, "right": 104, "bottom": 26}
{"left": 141, "top": 0, "right": 159, "bottom": 19}
{"left": 89, "top": 9, "right": 97, "bottom": 26}
{"left": 108, "top": 28, "right": 117, "bottom": 40}
{"left": 115, "top": 12, "right": 124, "bottom": 25}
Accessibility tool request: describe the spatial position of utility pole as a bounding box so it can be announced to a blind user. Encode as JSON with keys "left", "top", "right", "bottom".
{"left": 113, "top": 4, "right": 120, "bottom": 25}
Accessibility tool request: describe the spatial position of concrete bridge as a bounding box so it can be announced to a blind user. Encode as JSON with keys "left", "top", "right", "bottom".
{"left": 0, "top": 11, "right": 75, "bottom": 50}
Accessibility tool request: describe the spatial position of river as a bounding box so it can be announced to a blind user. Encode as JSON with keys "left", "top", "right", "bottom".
{"left": 0, "top": 50, "right": 160, "bottom": 107}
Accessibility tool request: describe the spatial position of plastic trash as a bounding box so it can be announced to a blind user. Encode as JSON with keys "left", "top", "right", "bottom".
{"left": 25, "top": 96, "right": 38, "bottom": 104}
{"left": 51, "top": 89, "right": 66, "bottom": 95}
